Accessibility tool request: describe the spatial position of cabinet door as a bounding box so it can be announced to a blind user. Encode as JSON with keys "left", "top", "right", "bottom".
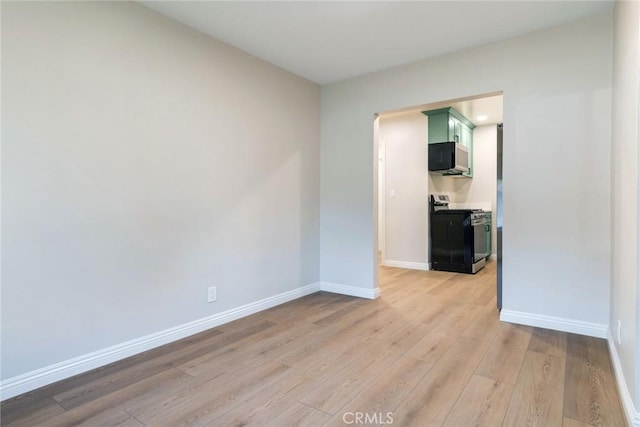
{"left": 431, "top": 215, "right": 451, "bottom": 264}
{"left": 461, "top": 124, "right": 473, "bottom": 177}
{"left": 431, "top": 214, "right": 466, "bottom": 266}
{"left": 454, "top": 121, "right": 462, "bottom": 143}
{"left": 459, "top": 124, "right": 469, "bottom": 148}
{"left": 485, "top": 223, "right": 492, "bottom": 256}
{"left": 428, "top": 113, "right": 450, "bottom": 143}
{"left": 448, "top": 116, "right": 462, "bottom": 143}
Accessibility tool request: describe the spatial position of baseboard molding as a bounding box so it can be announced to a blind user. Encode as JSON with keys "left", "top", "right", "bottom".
{"left": 382, "top": 260, "right": 428, "bottom": 271}
{"left": 500, "top": 309, "right": 608, "bottom": 338}
{"left": 607, "top": 331, "right": 640, "bottom": 427}
{"left": 320, "top": 281, "right": 380, "bottom": 300}
{"left": 0, "top": 282, "right": 321, "bottom": 401}
{"left": 489, "top": 254, "right": 497, "bottom": 261}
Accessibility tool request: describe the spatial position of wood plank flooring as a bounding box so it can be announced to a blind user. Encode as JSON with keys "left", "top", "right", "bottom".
{"left": 1, "top": 262, "right": 627, "bottom": 426}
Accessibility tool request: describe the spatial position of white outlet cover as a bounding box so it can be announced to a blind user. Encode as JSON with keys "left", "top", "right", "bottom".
{"left": 617, "top": 320, "right": 622, "bottom": 345}
{"left": 208, "top": 286, "right": 217, "bottom": 303}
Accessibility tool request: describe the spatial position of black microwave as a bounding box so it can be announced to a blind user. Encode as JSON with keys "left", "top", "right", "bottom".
{"left": 428, "top": 142, "right": 469, "bottom": 174}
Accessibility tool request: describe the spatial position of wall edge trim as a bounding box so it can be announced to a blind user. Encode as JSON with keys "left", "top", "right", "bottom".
{"left": 500, "top": 309, "right": 608, "bottom": 338}
{"left": 382, "top": 260, "right": 428, "bottom": 270}
{"left": 607, "top": 330, "right": 640, "bottom": 427}
{"left": 320, "top": 282, "right": 380, "bottom": 299}
{"left": 0, "top": 282, "right": 321, "bottom": 401}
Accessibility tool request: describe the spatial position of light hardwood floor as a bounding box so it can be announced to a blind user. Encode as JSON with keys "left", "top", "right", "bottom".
{"left": 1, "top": 262, "right": 627, "bottom": 426}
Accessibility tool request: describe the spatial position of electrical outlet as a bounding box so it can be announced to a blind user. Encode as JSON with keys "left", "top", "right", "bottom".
{"left": 208, "top": 286, "right": 217, "bottom": 303}
{"left": 617, "top": 320, "right": 622, "bottom": 345}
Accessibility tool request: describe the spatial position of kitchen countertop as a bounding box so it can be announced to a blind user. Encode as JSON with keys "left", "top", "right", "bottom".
{"left": 449, "top": 201, "right": 492, "bottom": 212}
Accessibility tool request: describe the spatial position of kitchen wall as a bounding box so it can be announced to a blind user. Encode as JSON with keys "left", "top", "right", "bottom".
{"left": 379, "top": 112, "right": 498, "bottom": 269}
{"left": 321, "top": 11, "right": 612, "bottom": 335}
{"left": 2, "top": 1, "right": 320, "bottom": 385}
{"left": 610, "top": 0, "right": 640, "bottom": 418}
{"left": 378, "top": 111, "right": 428, "bottom": 269}
{"left": 430, "top": 124, "right": 498, "bottom": 256}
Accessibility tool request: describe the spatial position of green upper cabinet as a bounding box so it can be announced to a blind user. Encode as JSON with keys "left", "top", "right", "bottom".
{"left": 422, "top": 107, "right": 476, "bottom": 178}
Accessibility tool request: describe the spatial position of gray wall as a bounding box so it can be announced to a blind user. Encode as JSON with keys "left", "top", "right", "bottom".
{"left": 2, "top": 2, "right": 320, "bottom": 380}
{"left": 610, "top": 0, "right": 640, "bottom": 411}
{"left": 379, "top": 111, "right": 428, "bottom": 268}
{"left": 321, "top": 14, "right": 612, "bottom": 325}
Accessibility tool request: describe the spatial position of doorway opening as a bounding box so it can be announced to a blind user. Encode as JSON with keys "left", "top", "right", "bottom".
{"left": 375, "top": 92, "right": 503, "bottom": 307}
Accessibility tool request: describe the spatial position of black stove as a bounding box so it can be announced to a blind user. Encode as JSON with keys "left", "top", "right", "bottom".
{"left": 429, "top": 194, "right": 487, "bottom": 274}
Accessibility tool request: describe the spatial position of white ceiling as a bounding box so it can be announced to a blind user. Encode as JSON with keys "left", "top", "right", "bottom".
{"left": 141, "top": 1, "right": 613, "bottom": 85}
{"left": 382, "top": 93, "right": 504, "bottom": 126}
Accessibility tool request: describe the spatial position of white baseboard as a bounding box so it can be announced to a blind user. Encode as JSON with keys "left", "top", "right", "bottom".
{"left": 0, "top": 282, "right": 321, "bottom": 401}
{"left": 607, "top": 331, "right": 640, "bottom": 427}
{"left": 489, "top": 254, "right": 497, "bottom": 261}
{"left": 320, "top": 282, "right": 380, "bottom": 300}
{"left": 500, "top": 309, "right": 608, "bottom": 338}
{"left": 382, "top": 260, "right": 428, "bottom": 271}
